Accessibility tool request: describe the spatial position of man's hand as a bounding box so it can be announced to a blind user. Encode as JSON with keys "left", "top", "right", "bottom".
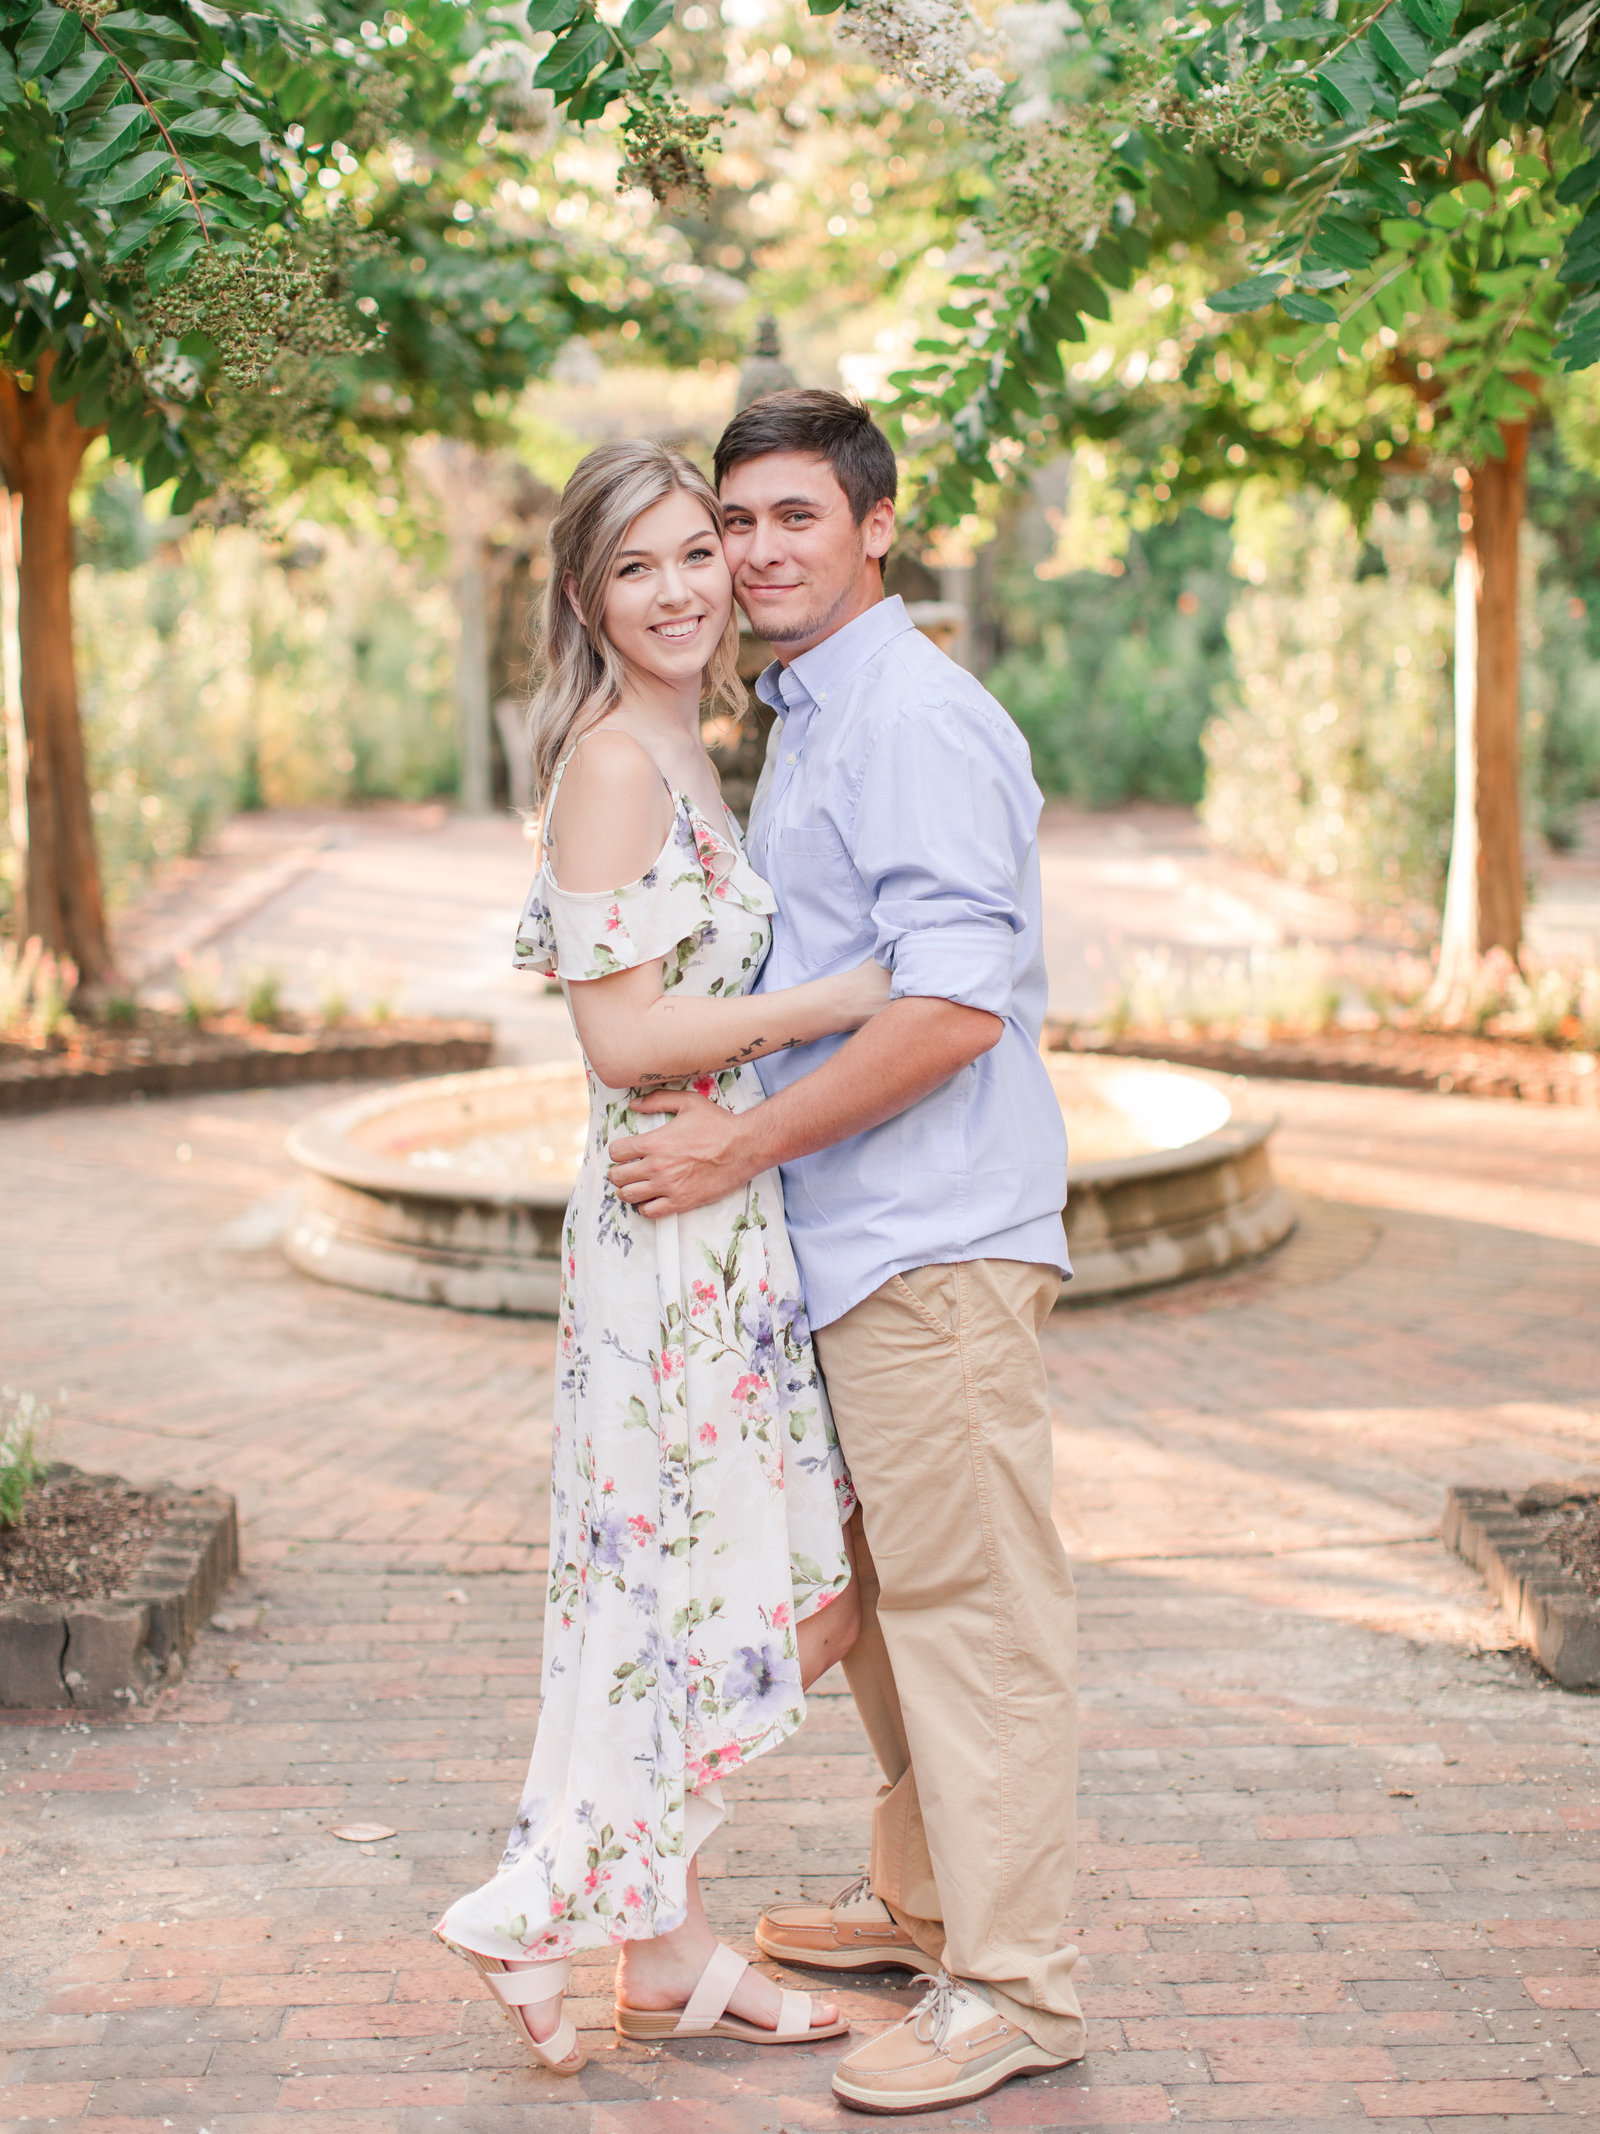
{"left": 607, "top": 1091, "right": 756, "bottom": 1219}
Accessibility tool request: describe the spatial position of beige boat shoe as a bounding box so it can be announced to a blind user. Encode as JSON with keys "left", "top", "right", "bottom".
{"left": 755, "top": 1871, "right": 923, "bottom": 1974}
{"left": 831, "top": 1970, "right": 1078, "bottom": 2116}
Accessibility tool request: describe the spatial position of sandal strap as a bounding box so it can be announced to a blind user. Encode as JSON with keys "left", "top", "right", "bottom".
{"left": 536, "top": 2012, "right": 580, "bottom": 2066}
{"left": 490, "top": 1957, "right": 571, "bottom": 2008}
{"left": 674, "top": 1942, "right": 747, "bottom": 2035}
{"left": 774, "top": 1987, "right": 812, "bottom": 2040}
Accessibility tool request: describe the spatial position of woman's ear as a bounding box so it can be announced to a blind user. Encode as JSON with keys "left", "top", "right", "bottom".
{"left": 563, "top": 572, "right": 584, "bottom": 626}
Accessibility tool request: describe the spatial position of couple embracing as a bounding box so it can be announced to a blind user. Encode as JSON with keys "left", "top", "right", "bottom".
{"left": 434, "top": 390, "right": 1083, "bottom": 2117}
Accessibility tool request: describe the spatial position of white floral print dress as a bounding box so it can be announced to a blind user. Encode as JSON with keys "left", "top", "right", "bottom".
{"left": 437, "top": 772, "right": 855, "bottom": 1961}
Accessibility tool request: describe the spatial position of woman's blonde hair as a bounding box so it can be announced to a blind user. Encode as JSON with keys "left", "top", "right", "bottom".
{"left": 528, "top": 438, "right": 746, "bottom": 797}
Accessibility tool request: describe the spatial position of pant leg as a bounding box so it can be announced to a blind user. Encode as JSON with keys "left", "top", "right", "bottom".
{"left": 814, "top": 1259, "right": 1083, "bottom": 2059}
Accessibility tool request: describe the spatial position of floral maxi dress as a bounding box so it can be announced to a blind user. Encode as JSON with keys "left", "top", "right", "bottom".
{"left": 437, "top": 783, "right": 854, "bottom": 1961}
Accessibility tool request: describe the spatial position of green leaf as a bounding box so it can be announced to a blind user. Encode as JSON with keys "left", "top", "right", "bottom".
{"left": 103, "top": 188, "right": 185, "bottom": 255}
{"left": 524, "top": 0, "right": 582, "bottom": 31}
{"left": 1556, "top": 297, "right": 1600, "bottom": 370}
{"left": 1368, "top": 13, "right": 1434, "bottom": 86}
{"left": 143, "top": 221, "right": 203, "bottom": 289}
{"left": 45, "top": 48, "right": 114, "bottom": 113}
{"left": 1425, "top": 192, "right": 1467, "bottom": 229}
{"left": 66, "top": 101, "right": 152, "bottom": 174}
{"left": 1304, "top": 215, "right": 1379, "bottom": 271}
{"left": 1457, "top": 180, "right": 1493, "bottom": 212}
{"left": 183, "top": 148, "right": 279, "bottom": 202}
{"left": 166, "top": 106, "right": 268, "bottom": 147}
{"left": 1282, "top": 291, "right": 1340, "bottom": 323}
{"left": 1397, "top": 0, "right": 1459, "bottom": 38}
{"left": 16, "top": 5, "right": 83, "bottom": 80}
{"left": 0, "top": 46, "right": 19, "bottom": 106}
{"left": 532, "top": 17, "right": 608, "bottom": 89}
{"left": 619, "top": 0, "right": 674, "bottom": 41}
{"left": 1206, "top": 272, "right": 1288, "bottom": 313}
{"left": 134, "top": 59, "right": 238, "bottom": 102}
{"left": 1253, "top": 16, "right": 1341, "bottom": 41}
{"left": 1315, "top": 50, "right": 1389, "bottom": 124}
{"left": 90, "top": 147, "right": 174, "bottom": 203}
{"left": 98, "top": 10, "right": 195, "bottom": 41}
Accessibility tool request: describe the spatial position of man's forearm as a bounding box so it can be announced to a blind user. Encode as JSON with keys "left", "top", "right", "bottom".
{"left": 734, "top": 996, "right": 1001, "bottom": 1173}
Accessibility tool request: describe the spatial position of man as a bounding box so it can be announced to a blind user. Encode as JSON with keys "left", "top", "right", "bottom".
{"left": 606, "top": 389, "right": 1083, "bottom": 2117}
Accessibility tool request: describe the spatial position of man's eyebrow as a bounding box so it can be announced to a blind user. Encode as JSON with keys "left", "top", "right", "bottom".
{"left": 723, "top": 495, "right": 824, "bottom": 511}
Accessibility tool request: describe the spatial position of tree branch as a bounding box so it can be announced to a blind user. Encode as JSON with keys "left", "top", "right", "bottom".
{"left": 83, "top": 24, "right": 211, "bottom": 245}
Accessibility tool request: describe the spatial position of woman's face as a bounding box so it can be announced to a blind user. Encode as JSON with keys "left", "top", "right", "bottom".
{"left": 595, "top": 486, "right": 733, "bottom": 689}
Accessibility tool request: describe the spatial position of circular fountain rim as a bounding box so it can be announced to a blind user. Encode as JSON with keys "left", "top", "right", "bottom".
{"left": 285, "top": 1057, "right": 1273, "bottom": 1206}
{"left": 285, "top": 1062, "right": 582, "bottom": 1209}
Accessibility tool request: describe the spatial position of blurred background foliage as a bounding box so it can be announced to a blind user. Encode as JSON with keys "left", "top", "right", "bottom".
{"left": 4, "top": 0, "right": 1600, "bottom": 934}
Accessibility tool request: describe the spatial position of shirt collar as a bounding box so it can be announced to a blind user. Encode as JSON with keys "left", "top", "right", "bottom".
{"left": 753, "top": 594, "right": 915, "bottom": 719}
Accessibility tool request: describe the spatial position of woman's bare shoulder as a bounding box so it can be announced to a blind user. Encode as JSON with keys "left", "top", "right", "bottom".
{"left": 548, "top": 726, "right": 675, "bottom": 894}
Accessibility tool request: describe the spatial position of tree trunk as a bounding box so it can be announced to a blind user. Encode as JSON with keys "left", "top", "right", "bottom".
{"left": 1434, "top": 423, "right": 1527, "bottom": 997}
{"left": 0, "top": 356, "right": 109, "bottom": 983}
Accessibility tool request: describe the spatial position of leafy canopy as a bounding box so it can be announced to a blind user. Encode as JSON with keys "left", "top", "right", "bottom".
{"left": 0, "top": 0, "right": 717, "bottom": 508}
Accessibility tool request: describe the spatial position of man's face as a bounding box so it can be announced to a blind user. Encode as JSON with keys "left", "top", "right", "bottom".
{"left": 719, "top": 451, "right": 893, "bottom": 654}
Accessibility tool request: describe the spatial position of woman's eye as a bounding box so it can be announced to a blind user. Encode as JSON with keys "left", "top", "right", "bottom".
{"left": 686, "top": 547, "right": 714, "bottom": 562}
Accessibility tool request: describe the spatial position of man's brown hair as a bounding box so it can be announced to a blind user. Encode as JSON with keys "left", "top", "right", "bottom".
{"left": 714, "top": 387, "right": 898, "bottom": 523}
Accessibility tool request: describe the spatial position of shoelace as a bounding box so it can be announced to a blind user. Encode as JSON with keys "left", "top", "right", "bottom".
{"left": 907, "top": 1970, "right": 965, "bottom": 2047}
{"left": 831, "top": 1870, "right": 878, "bottom": 1912}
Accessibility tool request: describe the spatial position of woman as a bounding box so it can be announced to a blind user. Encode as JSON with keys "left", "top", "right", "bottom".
{"left": 433, "top": 440, "right": 880, "bottom": 2074}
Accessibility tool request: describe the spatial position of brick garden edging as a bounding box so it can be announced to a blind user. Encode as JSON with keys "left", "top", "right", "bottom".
{"left": 0, "top": 1466, "right": 238, "bottom": 1709}
{"left": 0, "top": 1021, "right": 493, "bottom": 1117}
{"left": 1049, "top": 1027, "right": 1600, "bottom": 1107}
{"left": 1444, "top": 1483, "right": 1600, "bottom": 1690}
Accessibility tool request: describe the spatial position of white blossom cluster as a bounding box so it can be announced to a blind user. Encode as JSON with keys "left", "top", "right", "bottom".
{"left": 837, "top": 0, "right": 1005, "bottom": 120}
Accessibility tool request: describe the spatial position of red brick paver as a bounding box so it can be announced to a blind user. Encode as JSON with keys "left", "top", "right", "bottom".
{"left": 3, "top": 1075, "right": 1599, "bottom": 2134}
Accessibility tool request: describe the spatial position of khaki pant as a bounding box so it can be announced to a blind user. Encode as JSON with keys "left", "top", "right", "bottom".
{"left": 813, "top": 1258, "right": 1083, "bottom": 2059}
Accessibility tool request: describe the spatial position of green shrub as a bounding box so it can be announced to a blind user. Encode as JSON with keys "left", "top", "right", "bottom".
{"left": 242, "top": 966, "right": 285, "bottom": 1027}
{"left": 59, "top": 514, "right": 457, "bottom": 914}
{"left": 1202, "top": 490, "right": 1457, "bottom": 911}
{"left": 0, "top": 1389, "right": 51, "bottom": 1529}
{"left": 986, "top": 508, "right": 1234, "bottom": 807}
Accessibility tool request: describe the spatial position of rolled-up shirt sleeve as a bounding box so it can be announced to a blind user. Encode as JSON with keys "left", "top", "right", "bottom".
{"left": 850, "top": 695, "right": 1037, "bottom": 1018}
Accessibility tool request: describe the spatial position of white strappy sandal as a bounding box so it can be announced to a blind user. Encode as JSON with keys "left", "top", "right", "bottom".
{"left": 613, "top": 1939, "right": 849, "bottom": 2045}
{"left": 433, "top": 1931, "right": 586, "bottom": 2076}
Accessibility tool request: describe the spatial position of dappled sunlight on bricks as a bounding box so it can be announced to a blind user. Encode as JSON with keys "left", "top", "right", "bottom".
{"left": 3, "top": 1077, "right": 1599, "bottom": 2128}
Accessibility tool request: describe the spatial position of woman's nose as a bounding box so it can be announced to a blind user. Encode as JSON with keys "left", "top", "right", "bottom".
{"left": 656, "top": 570, "right": 691, "bottom": 607}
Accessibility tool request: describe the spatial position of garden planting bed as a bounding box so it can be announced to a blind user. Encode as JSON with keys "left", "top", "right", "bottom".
{"left": 0, "top": 1009, "right": 494, "bottom": 1116}
{"left": 1048, "top": 1023, "right": 1599, "bottom": 1107}
{"left": 0, "top": 1464, "right": 237, "bottom": 1710}
{"left": 1444, "top": 1481, "right": 1600, "bottom": 1691}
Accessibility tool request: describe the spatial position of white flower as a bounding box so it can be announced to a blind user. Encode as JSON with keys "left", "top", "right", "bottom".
{"left": 837, "top": 0, "right": 1005, "bottom": 120}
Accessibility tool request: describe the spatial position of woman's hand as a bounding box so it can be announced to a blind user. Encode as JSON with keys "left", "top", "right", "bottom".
{"left": 830, "top": 957, "right": 894, "bottom": 1030}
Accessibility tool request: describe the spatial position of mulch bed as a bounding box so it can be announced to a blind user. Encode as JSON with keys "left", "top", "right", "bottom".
{"left": 0, "top": 1473, "right": 169, "bottom": 1604}
{"left": 1048, "top": 1022, "right": 1599, "bottom": 1108}
{"left": 0, "top": 1007, "right": 494, "bottom": 1116}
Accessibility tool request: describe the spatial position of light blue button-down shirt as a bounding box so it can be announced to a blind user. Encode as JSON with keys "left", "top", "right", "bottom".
{"left": 747, "top": 595, "right": 1069, "bottom": 1331}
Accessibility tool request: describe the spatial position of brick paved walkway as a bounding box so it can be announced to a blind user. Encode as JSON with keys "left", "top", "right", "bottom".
{"left": 3, "top": 1078, "right": 1599, "bottom": 2132}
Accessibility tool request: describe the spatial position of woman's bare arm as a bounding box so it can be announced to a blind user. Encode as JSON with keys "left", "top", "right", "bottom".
{"left": 549, "top": 731, "right": 888, "bottom": 1090}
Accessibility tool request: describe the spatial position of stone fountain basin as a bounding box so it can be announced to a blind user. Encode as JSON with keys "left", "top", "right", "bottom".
{"left": 284, "top": 1055, "right": 1293, "bottom": 1315}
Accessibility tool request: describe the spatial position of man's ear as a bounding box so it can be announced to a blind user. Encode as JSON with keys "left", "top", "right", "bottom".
{"left": 864, "top": 497, "right": 896, "bottom": 561}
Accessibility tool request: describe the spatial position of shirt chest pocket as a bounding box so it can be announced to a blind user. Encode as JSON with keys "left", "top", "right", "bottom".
{"left": 774, "top": 822, "right": 869, "bottom": 936}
